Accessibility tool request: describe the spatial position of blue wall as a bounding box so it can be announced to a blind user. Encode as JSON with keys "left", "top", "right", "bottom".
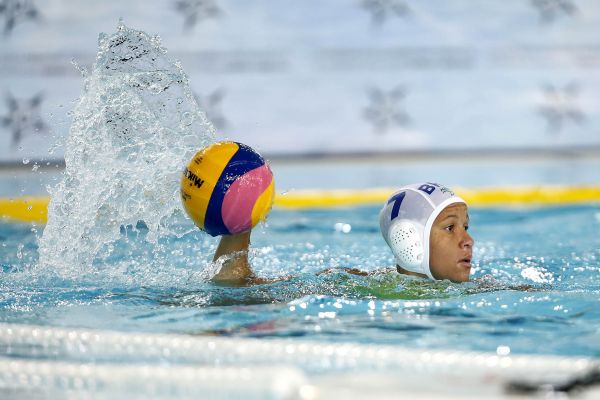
{"left": 1, "top": 0, "right": 599, "bottom": 162}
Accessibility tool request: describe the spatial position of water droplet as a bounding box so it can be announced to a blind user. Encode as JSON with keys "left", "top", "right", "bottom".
{"left": 71, "top": 58, "right": 88, "bottom": 77}
{"left": 23, "top": 158, "right": 30, "bottom": 165}
{"left": 334, "top": 222, "right": 352, "bottom": 233}
{"left": 149, "top": 84, "right": 163, "bottom": 94}
{"left": 150, "top": 34, "right": 162, "bottom": 47}
{"left": 98, "top": 32, "right": 108, "bottom": 46}
{"left": 496, "top": 346, "right": 511, "bottom": 356}
{"left": 181, "top": 111, "right": 194, "bottom": 126}
{"left": 16, "top": 244, "right": 24, "bottom": 260}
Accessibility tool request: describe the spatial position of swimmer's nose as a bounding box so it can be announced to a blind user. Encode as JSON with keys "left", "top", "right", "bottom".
{"left": 461, "top": 230, "right": 474, "bottom": 249}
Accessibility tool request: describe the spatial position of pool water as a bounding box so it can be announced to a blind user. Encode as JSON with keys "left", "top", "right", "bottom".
{"left": 1, "top": 204, "right": 599, "bottom": 361}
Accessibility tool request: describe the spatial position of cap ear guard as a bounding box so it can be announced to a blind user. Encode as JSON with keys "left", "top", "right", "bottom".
{"left": 388, "top": 220, "right": 424, "bottom": 274}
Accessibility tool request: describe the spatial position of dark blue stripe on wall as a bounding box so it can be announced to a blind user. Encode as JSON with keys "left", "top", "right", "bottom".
{"left": 204, "top": 142, "right": 266, "bottom": 236}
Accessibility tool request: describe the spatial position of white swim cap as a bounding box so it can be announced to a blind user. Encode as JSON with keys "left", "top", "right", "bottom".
{"left": 379, "top": 183, "right": 465, "bottom": 279}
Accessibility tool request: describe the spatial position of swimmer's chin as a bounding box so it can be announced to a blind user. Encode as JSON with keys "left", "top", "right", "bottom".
{"left": 457, "top": 269, "right": 472, "bottom": 283}
{"left": 456, "top": 259, "right": 472, "bottom": 281}
{"left": 444, "top": 263, "right": 471, "bottom": 283}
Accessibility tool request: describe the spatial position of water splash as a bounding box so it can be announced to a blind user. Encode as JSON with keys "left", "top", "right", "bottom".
{"left": 38, "top": 22, "right": 215, "bottom": 274}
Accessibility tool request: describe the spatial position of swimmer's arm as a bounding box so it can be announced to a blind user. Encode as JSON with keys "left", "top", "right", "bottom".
{"left": 211, "top": 231, "right": 254, "bottom": 284}
{"left": 211, "top": 231, "right": 286, "bottom": 286}
{"left": 316, "top": 267, "right": 396, "bottom": 276}
{"left": 472, "top": 276, "right": 540, "bottom": 292}
{"left": 315, "top": 267, "right": 369, "bottom": 276}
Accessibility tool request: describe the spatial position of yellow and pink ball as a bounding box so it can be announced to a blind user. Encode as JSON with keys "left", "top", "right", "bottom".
{"left": 180, "top": 141, "right": 275, "bottom": 236}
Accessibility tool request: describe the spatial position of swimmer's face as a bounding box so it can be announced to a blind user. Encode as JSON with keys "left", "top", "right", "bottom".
{"left": 429, "top": 203, "right": 473, "bottom": 283}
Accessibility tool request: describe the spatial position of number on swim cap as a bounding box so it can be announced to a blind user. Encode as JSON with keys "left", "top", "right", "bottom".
{"left": 418, "top": 184, "right": 437, "bottom": 195}
{"left": 387, "top": 191, "right": 406, "bottom": 220}
{"left": 180, "top": 141, "right": 275, "bottom": 236}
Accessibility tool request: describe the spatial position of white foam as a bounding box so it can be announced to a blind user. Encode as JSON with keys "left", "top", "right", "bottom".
{"left": 38, "top": 22, "right": 214, "bottom": 275}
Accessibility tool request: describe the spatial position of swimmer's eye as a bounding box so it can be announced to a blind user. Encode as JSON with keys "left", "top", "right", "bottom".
{"left": 444, "top": 224, "right": 454, "bottom": 232}
{"left": 465, "top": 224, "right": 469, "bottom": 231}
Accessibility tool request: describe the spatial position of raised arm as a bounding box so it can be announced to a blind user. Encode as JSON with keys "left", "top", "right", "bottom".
{"left": 211, "top": 230, "right": 254, "bottom": 284}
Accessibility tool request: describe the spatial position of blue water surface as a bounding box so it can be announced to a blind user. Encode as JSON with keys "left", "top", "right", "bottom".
{"left": 1, "top": 205, "right": 599, "bottom": 358}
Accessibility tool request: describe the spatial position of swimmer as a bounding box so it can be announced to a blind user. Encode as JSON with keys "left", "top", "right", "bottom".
{"left": 379, "top": 182, "right": 473, "bottom": 283}
{"left": 211, "top": 182, "right": 473, "bottom": 285}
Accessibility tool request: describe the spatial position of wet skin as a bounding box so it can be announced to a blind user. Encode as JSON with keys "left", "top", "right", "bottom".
{"left": 428, "top": 203, "right": 474, "bottom": 283}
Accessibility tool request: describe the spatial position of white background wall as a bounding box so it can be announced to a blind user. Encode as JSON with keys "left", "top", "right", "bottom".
{"left": 1, "top": 0, "right": 599, "bottom": 163}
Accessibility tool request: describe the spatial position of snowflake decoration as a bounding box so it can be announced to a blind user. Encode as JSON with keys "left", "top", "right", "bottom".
{"left": 0, "top": 0, "right": 39, "bottom": 36}
{"left": 360, "top": 0, "right": 410, "bottom": 26}
{"left": 174, "top": 0, "right": 221, "bottom": 31}
{"left": 1, "top": 92, "right": 48, "bottom": 148}
{"left": 531, "top": 0, "right": 577, "bottom": 23}
{"left": 194, "top": 88, "right": 228, "bottom": 131}
{"left": 537, "top": 83, "right": 585, "bottom": 135}
{"left": 363, "top": 86, "right": 410, "bottom": 134}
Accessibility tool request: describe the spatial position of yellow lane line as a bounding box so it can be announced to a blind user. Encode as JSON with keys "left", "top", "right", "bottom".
{"left": 0, "top": 197, "right": 48, "bottom": 223}
{"left": 2, "top": 186, "right": 600, "bottom": 223}
{"left": 275, "top": 186, "right": 600, "bottom": 208}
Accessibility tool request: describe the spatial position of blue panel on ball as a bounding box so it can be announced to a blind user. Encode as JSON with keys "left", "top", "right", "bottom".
{"left": 204, "top": 143, "right": 266, "bottom": 236}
